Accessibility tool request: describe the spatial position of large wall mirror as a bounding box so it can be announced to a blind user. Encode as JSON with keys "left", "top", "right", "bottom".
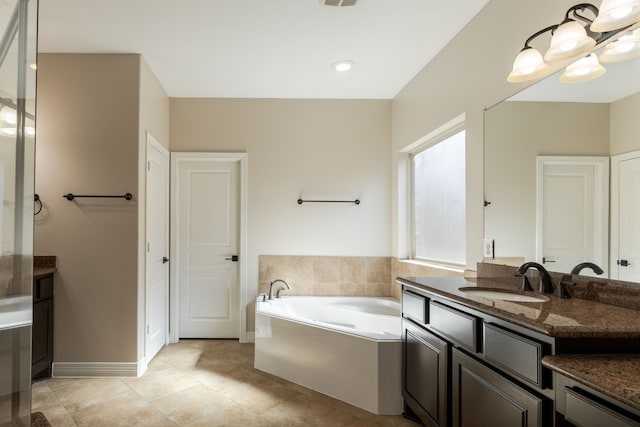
{"left": 484, "top": 48, "right": 640, "bottom": 282}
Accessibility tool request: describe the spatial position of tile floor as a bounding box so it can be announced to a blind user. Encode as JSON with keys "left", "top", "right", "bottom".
{"left": 32, "top": 340, "right": 418, "bottom": 426}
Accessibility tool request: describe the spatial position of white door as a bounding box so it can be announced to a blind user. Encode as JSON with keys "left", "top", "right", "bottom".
{"left": 174, "top": 155, "right": 240, "bottom": 338}
{"left": 145, "top": 134, "right": 169, "bottom": 362}
{"left": 611, "top": 152, "right": 640, "bottom": 282}
{"left": 536, "top": 157, "right": 608, "bottom": 276}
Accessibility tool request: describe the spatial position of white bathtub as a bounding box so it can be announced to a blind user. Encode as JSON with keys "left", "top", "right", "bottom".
{"left": 254, "top": 296, "right": 402, "bottom": 415}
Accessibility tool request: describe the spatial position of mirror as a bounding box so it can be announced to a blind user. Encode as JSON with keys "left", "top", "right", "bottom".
{"left": 484, "top": 50, "right": 640, "bottom": 279}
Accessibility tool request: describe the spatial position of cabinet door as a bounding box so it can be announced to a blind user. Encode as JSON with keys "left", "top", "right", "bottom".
{"left": 32, "top": 299, "right": 53, "bottom": 379}
{"left": 403, "top": 320, "right": 448, "bottom": 427}
{"left": 452, "top": 348, "right": 548, "bottom": 427}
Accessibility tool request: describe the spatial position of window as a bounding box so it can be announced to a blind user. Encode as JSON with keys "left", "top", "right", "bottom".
{"left": 411, "top": 129, "right": 466, "bottom": 265}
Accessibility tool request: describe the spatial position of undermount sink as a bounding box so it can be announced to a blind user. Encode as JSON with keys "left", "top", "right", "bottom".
{"left": 458, "top": 287, "right": 549, "bottom": 303}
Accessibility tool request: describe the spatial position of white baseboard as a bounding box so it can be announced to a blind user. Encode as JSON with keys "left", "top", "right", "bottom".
{"left": 244, "top": 332, "right": 255, "bottom": 343}
{"left": 52, "top": 361, "right": 142, "bottom": 378}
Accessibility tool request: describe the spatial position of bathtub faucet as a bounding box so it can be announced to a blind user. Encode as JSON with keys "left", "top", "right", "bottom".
{"left": 268, "top": 279, "right": 290, "bottom": 300}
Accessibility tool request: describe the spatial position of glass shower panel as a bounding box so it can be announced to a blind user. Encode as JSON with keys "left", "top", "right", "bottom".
{"left": 0, "top": 0, "right": 38, "bottom": 425}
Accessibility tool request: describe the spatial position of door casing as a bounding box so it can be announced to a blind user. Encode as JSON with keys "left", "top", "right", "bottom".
{"left": 145, "top": 132, "right": 169, "bottom": 364}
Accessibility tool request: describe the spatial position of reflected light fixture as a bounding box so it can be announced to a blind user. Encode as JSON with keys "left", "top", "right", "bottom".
{"left": 600, "top": 27, "right": 640, "bottom": 61}
{"left": 0, "top": 106, "right": 17, "bottom": 125}
{"left": 559, "top": 53, "right": 606, "bottom": 82}
{"left": 591, "top": 0, "right": 640, "bottom": 32}
{"left": 508, "top": 2, "right": 640, "bottom": 84}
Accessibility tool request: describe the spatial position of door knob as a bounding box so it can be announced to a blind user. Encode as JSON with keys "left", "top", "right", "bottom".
{"left": 225, "top": 255, "right": 239, "bottom": 262}
{"left": 162, "top": 256, "right": 169, "bottom": 264}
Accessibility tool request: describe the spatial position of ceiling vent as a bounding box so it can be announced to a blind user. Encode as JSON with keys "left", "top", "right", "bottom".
{"left": 320, "top": 0, "right": 357, "bottom": 7}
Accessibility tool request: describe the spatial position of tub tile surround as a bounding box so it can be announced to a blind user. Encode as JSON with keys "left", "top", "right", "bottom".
{"left": 258, "top": 255, "right": 472, "bottom": 300}
{"left": 478, "top": 262, "right": 640, "bottom": 311}
{"left": 258, "top": 255, "right": 393, "bottom": 298}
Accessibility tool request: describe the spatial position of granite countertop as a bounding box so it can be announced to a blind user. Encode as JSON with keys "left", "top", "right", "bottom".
{"left": 34, "top": 255, "right": 56, "bottom": 278}
{"left": 397, "top": 276, "right": 640, "bottom": 339}
{"left": 33, "top": 267, "right": 56, "bottom": 278}
{"left": 543, "top": 354, "right": 640, "bottom": 411}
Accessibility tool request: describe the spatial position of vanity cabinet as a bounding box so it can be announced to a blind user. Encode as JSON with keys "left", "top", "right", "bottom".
{"left": 32, "top": 273, "right": 54, "bottom": 381}
{"left": 401, "top": 284, "right": 552, "bottom": 427}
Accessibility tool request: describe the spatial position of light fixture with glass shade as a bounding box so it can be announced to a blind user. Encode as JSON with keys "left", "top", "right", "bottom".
{"left": 559, "top": 53, "right": 606, "bottom": 82}
{"left": 507, "top": 26, "right": 555, "bottom": 82}
{"left": 599, "top": 27, "right": 640, "bottom": 61}
{"left": 507, "top": 2, "right": 640, "bottom": 84}
{"left": 590, "top": 0, "right": 640, "bottom": 32}
{"left": 544, "top": 20, "right": 596, "bottom": 62}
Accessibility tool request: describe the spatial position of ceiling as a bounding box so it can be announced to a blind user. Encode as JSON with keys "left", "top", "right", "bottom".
{"left": 37, "top": 0, "right": 489, "bottom": 99}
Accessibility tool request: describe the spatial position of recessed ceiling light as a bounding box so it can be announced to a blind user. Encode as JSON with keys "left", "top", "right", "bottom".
{"left": 333, "top": 60, "right": 354, "bottom": 72}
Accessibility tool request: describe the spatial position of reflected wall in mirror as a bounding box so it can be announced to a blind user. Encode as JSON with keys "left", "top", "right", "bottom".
{"left": 484, "top": 52, "right": 640, "bottom": 281}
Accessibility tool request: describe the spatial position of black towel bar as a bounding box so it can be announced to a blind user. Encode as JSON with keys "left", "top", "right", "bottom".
{"left": 63, "top": 193, "right": 133, "bottom": 201}
{"left": 297, "top": 198, "right": 360, "bottom": 205}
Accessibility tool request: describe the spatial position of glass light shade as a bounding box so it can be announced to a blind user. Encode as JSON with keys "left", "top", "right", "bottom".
{"left": 507, "top": 48, "right": 551, "bottom": 82}
{"left": 560, "top": 53, "right": 606, "bottom": 83}
{"left": 591, "top": 0, "right": 640, "bottom": 32}
{"left": 544, "top": 21, "right": 596, "bottom": 62}
{"left": 600, "top": 28, "right": 640, "bottom": 62}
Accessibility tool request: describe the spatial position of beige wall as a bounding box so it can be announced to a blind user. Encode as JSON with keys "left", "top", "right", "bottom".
{"left": 35, "top": 54, "right": 169, "bottom": 365}
{"left": 391, "top": 0, "right": 581, "bottom": 268}
{"left": 611, "top": 91, "right": 640, "bottom": 156}
{"left": 170, "top": 98, "right": 391, "bottom": 331}
{"left": 484, "top": 101, "right": 610, "bottom": 260}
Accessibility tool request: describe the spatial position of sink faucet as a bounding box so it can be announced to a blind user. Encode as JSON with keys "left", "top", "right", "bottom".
{"left": 570, "top": 262, "right": 604, "bottom": 276}
{"left": 268, "top": 279, "right": 290, "bottom": 300}
{"left": 515, "top": 262, "right": 554, "bottom": 294}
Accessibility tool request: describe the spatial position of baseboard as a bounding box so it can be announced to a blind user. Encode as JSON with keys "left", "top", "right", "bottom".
{"left": 52, "top": 361, "right": 141, "bottom": 378}
{"left": 244, "top": 332, "right": 255, "bottom": 343}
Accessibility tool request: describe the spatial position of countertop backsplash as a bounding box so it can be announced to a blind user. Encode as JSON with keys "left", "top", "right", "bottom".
{"left": 478, "top": 262, "right": 640, "bottom": 311}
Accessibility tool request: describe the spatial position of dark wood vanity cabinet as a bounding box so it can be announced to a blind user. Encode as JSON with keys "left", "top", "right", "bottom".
{"left": 32, "top": 273, "right": 54, "bottom": 381}
{"left": 401, "top": 284, "right": 551, "bottom": 427}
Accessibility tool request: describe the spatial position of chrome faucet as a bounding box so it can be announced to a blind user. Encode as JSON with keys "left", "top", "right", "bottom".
{"left": 570, "top": 262, "right": 604, "bottom": 276}
{"left": 268, "top": 279, "right": 290, "bottom": 300}
{"left": 515, "top": 262, "right": 554, "bottom": 294}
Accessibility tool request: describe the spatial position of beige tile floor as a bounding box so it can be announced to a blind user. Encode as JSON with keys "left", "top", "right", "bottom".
{"left": 32, "top": 340, "right": 418, "bottom": 426}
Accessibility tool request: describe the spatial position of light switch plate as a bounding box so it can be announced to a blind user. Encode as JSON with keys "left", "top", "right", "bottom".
{"left": 483, "top": 238, "right": 494, "bottom": 258}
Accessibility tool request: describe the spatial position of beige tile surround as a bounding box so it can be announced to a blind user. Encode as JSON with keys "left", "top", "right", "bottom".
{"left": 258, "top": 255, "right": 470, "bottom": 300}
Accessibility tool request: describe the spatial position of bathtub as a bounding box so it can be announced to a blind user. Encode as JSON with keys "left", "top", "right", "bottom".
{"left": 254, "top": 296, "right": 402, "bottom": 415}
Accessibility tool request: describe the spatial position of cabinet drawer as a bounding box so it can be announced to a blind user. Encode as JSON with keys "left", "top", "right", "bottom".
{"left": 402, "top": 290, "right": 427, "bottom": 324}
{"left": 565, "top": 387, "right": 640, "bottom": 427}
{"left": 484, "top": 323, "right": 545, "bottom": 388}
{"left": 429, "top": 301, "right": 479, "bottom": 352}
